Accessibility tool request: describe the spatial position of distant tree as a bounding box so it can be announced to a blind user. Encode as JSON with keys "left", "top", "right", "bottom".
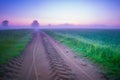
{"left": 2, "top": 20, "right": 9, "bottom": 26}
{"left": 31, "top": 20, "right": 39, "bottom": 27}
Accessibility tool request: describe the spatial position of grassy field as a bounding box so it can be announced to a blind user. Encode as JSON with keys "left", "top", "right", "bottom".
{"left": 45, "top": 29, "right": 120, "bottom": 80}
{"left": 0, "top": 29, "right": 33, "bottom": 77}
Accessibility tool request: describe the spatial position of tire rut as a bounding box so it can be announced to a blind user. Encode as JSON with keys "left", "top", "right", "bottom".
{"left": 41, "top": 33, "right": 77, "bottom": 80}
{"left": 3, "top": 54, "right": 24, "bottom": 80}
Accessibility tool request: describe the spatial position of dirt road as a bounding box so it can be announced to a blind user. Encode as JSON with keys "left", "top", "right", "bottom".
{"left": 3, "top": 30, "right": 106, "bottom": 80}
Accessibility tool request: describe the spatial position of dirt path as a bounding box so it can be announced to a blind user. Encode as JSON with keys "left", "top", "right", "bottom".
{"left": 3, "top": 30, "right": 107, "bottom": 80}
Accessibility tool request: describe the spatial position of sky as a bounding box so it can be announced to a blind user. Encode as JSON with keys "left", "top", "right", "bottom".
{"left": 0, "top": 0, "right": 120, "bottom": 27}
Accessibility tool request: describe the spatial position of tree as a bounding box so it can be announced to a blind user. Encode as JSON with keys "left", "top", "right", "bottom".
{"left": 31, "top": 20, "right": 39, "bottom": 27}
{"left": 2, "top": 20, "right": 9, "bottom": 26}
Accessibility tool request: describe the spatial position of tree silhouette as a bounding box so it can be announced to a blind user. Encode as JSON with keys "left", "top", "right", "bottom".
{"left": 2, "top": 20, "right": 9, "bottom": 26}
{"left": 31, "top": 20, "right": 39, "bottom": 27}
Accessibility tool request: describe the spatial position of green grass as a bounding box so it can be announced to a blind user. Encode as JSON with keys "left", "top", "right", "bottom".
{"left": 0, "top": 29, "right": 33, "bottom": 77}
{"left": 0, "top": 29, "right": 33, "bottom": 64}
{"left": 45, "top": 29, "right": 120, "bottom": 80}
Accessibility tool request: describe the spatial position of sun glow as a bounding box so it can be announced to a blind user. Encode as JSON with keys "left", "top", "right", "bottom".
{"left": 0, "top": 0, "right": 120, "bottom": 27}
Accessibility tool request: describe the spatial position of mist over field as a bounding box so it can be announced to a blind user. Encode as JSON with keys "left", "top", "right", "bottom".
{"left": 0, "top": 0, "right": 120, "bottom": 80}
{"left": 0, "top": 25, "right": 120, "bottom": 30}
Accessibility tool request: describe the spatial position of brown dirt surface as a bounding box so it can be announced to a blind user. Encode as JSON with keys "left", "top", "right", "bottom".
{"left": 3, "top": 30, "right": 107, "bottom": 80}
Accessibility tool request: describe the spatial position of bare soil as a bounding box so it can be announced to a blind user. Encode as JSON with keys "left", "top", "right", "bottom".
{"left": 3, "top": 30, "right": 107, "bottom": 80}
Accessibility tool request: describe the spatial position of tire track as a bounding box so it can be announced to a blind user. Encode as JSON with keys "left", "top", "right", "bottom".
{"left": 3, "top": 54, "right": 24, "bottom": 80}
{"left": 41, "top": 33, "right": 77, "bottom": 80}
{"left": 26, "top": 32, "right": 39, "bottom": 80}
{"left": 3, "top": 32, "right": 40, "bottom": 80}
{"left": 44, "top": 32, "right": 108, "bottom": 80}
{"left": 47, "top": 34, "right": 93, "bottom": 80}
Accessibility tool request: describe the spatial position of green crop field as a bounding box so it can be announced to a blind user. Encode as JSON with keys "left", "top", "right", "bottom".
{"left": 0, "top": 29, "right": 33, "bottom": 77}
{"left": 45, "top": 29, "right": 120, "bottom": 80}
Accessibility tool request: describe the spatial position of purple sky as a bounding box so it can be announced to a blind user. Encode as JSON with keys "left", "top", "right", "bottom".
{"left": 0, "top": 0, "right": 120, "bottom": 27}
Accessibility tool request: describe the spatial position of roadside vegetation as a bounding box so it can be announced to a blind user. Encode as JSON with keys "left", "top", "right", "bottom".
{"left": 45, "top": 29, "right": 120, "bottom": 80}
{"left": 0, "top": 29, "right": 33, "bottom": 77}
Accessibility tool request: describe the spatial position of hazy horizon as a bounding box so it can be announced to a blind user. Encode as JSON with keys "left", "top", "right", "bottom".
{"left": 0, "top": 0, "right": 120, "bottom": 28}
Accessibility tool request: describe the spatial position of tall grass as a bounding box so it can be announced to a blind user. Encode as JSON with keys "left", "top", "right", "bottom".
{"left": 46, "top": 30, "right": 120, "bottom": 80}
{"left": 0, "top": 29, "right": 33, "bottom": 64}
{"left": 0, "top": 29, "right": 33, "bottom": 77}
